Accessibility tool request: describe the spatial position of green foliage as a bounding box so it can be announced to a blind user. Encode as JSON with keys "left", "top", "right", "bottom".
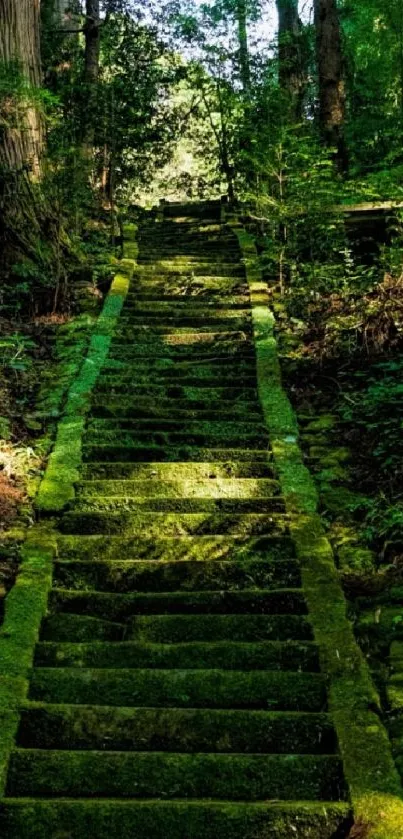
{"left": 0, "top": 334, "right": 37, "bottom": 377}
{"left": 338, "top": 359, "right": 403, "bottom": 485}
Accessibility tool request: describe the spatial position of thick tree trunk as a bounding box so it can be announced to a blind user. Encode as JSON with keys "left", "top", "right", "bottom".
{"left": 0, "top": 0, "right": 43, "bottom": 176}
{"left": 276, "top": 0, "right": 305, "bottom": 117}
{"left": 237, "top": 0, "right": 251, "bottom": 95}
{"left": 314, "top": 0, "right": 348, "bottom": 170}
{"left": 83, "top": 0, "right": 101, "bottom": 154}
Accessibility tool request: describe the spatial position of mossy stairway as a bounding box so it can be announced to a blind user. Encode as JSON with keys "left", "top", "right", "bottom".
{"left": 0, "top": 200, "right": 374, "bottom": 837}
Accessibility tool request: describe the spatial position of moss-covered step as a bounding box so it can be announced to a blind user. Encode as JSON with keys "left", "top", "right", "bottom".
{"left": 115, "top": 326, "right": 253, "bottom": 341}
{"left": 55, "top": 533, "right": 294, "bottom": 562}
{"left": 49, "top": 586, "right": 305, "bottom": 617}
{"left": 7, "top": 750, "right": 346, "bottom": 801}
{"left": 109, "top": 342, "right": 255, "bottom": 360}
{"left": 130, "top": 293, "right": 258, "bottom": 308}
{"left": 49, "top": 587, "right": 305, "bottom": 619}
{"left": 29, "top": 668, "right": 326, "bottom": 710}
{"left": 76, "top": 478, "right": 279, "bottom": 499}
{"left": 41, "top": 611, "right": 312, "bottom": 643}
{"left": 39, "top": 613, "right": 127, "bottom": 642}
{"left": 133, "top": 263, "right": 245, "bottom": 275}
{"left": 82, "top": 445, "right": 271, "bottom": 463}
{"left": 73, "top": 498, "right": 286, "bottom": 515}
{"left": 34, "top": 639, "right": 317, "bottom": 671}
{"left": 91, "top": 388, "right": 260, "bottom": 407}
{"left": 82, "top": 425, "right": 269, "bottom": 449}
{"left": 96, "top": 368, "right": 259, "bottom": 387}
{"left": 18, "top": 704, "right": 335, "bottom": 753}
{"left": 79, "top": 461, "right": 275, "bottom": 480}
{"left": 0, "top": 799, "right": 352, "bottom": 839}
{"left": 52, "top": 556, "right": 300, "bottom": 593}
{"left": 59, "top": 511, "right": 289, "bottom": 537}
{"left": 90, "top": 403, "right": 264, "bottom": 421}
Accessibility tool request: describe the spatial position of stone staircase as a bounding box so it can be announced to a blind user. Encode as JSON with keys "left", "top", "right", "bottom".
{"left": 0, "top": 200, "right": 352, "bottom": 837}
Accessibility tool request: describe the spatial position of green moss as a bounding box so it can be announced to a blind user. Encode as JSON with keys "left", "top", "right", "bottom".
{"left": 0, "top": 526, "right": 56, "bottom": 795}
{"left": 0, "top": 799, "right": 352, "bottom": 839}
{"left": 52, "top": 555, "right": 300, "bottom": 593}
{"left": 233, "top": 220, "right": 403, "bottom": 837}
{"left": 30, "top": 666, "right": 326, "bottom": 710}
{"left": 59, "top": 510, "right": 289, "bottom": 537}
{"left": 36, "top": 253, "right": 135, "bottom": 514}
{"left": 48, "top": 587, "right": 306, "bottom": 621}
{"left": 34, "top": 638, "right": 316, "bottom": 671}
{"left": 7, "top": 749, "right": 345, "bottom": 801}
{"left": 18, "top": 704, "right": 335, "bottom": 754}
{"left": 56, "top": 533, "right": 294, "bottom": 562}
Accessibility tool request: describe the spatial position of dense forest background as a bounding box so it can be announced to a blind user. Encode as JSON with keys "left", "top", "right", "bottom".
{"left": 1, "top": 0, "right": 403, "bottom": 618}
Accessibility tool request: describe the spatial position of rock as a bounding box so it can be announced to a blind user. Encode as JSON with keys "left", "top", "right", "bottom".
{"left": 319, "top": 447, "right": 351, "bottom": 467}
{"left": 305, "top": 415, "right": 336, "bottom": 433}
{"left": 338, "top": 545, "right": 376, "bottom": 574}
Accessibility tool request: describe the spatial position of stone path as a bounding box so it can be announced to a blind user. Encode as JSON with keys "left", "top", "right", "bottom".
{"left": 0, "top": 200, "right": 354, "bottom": 837}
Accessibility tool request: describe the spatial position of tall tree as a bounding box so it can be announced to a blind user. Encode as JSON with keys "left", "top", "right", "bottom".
{"left": 0, "top": 0, "right": 43, "bottom": 176}
{"left": 236, "top": 0, "right": 251, "bottom": 95}
{"left": 83, "top": 0, "right": 101, "bottom": 154}
{"left": 276, "top": 0, "right": 305, "bottom": 117}
{"left": 314, "top": 0, "right": 347, "bottom": 169}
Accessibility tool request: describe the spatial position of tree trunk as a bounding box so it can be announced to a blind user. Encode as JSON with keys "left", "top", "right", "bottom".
{"left": 237, "top": 0, "right": 251, "bottom": 95}
{"left": 0, "top": 0, "right": 43, "bottom": 177}
{"left": 276, "top": 0, "right": 305, "bottom": 118}
{"left": 314, "top": 0, "right": 348, "bottom": 170}
{"left": 83, "top": 0, "right": 100, "bottom": 154}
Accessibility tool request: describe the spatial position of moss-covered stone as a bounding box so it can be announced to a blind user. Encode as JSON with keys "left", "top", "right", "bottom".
{"left": 0, "top": 799, "right": 352, "bottom": 839}
{"left": 18, "top": 704, "right": 334, "bottom": 753}
{"left": 233, "top": 219, "right": 403, "bottom": 837}
{"left": 7, "top": 749, "right": 345, "bottom": 801}
{"left": 29, "top": 666, "right": 326, "bottom": 710}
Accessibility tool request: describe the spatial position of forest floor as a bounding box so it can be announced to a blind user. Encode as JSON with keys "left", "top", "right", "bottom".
{"left": 0, "top": 220, "right": 118, "bottom": 603}
{"left": 264, "top": 252, "right": 403, "bottom": 777}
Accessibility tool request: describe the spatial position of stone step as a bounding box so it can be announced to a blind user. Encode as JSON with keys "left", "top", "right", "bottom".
{"left": 122, "top": 300, "right": 250, "bottom": 314}
{"left": 76, "top": 477, "right": 279, "bottom": 500}
{"left": 51, "top": 557, "right": 298, "bottom": 594}
{"left": 7, "top": 750, "right": 346, "bottom": 801}
{"left": 113, "top": 328, "right": 253, "bottom": 343}
{"left": 0, "top": 799, "right": 352, "bottom": 839}
{"left": 107, "top": 344, "right": 254, "bottom": 360}
{"left": 29, "top": 668, "right": 327, "bottom": 710}
{"left": 82, "top": 446, "right": 271, "bottom": 463}
{"left": 78, "top": 462, "right": 275, "bottom": 481}
{"left": 83, "top": 421, "right": 269, "bottom": 448}
{"left": 55, "top": 534, "right": 293, "bottom": 563}
{"left": 18, "top": 704, "right": 335, "bottom": 753}
{"left": 49, "top": 588, "right": 305, "bottom": 620}
{"left": 131, "top": 293, "right": 259, "bottom": 305}
{"left": 133, "top": 264, "right": 245, "bottom": 276}
{"left": 115, "top": 324, "right": 253, "bottom": 337}
{"left": 59, "top": 511, "right": 289, "bottom": 537}
{"left": 41, "top": 612, "right": 312, "bottom": 644}
{"left": 94, "top": 382, "right": 259, "bottom": 399}
{"left": 34, "top": 639, "right": 316, "bottom": 672}
{"left": 118, "top": 312, "right": 251, "bottom": 328}
{"left": 96, "top": 369, "right": 259, "bottom": 388}
{"left": 89, "top": 404, "right": 263, "bottom": 421}
{"left": 73, "top": 498, "right": 285, "bottom": 515}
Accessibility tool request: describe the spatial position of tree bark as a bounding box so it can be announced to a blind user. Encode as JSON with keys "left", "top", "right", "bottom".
{"left": 314, "top": 0, "right": 348, "bottom": 170}
{"left": 276, "top": 0, "right": 305, "bottom": 117}
{"left": 236, "top": 0, "right": 251, "bottom": 95}
{"left": 83, "top": 0, "right": 100, "bottom": 154}
{"left": 0, "top": 0, "right": 43, "bottom": 176}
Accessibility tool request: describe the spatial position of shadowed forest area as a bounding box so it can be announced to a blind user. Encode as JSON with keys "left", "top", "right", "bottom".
{"left": 1, "top": 1, "right": 403, "bottom": 837}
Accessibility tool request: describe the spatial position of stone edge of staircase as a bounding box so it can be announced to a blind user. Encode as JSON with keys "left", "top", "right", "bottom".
{"left": 227, "top": 213, "right": 403, "bottom": 838}
{"left": 0, "top": 224, "right": 137, "bottom": 797}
